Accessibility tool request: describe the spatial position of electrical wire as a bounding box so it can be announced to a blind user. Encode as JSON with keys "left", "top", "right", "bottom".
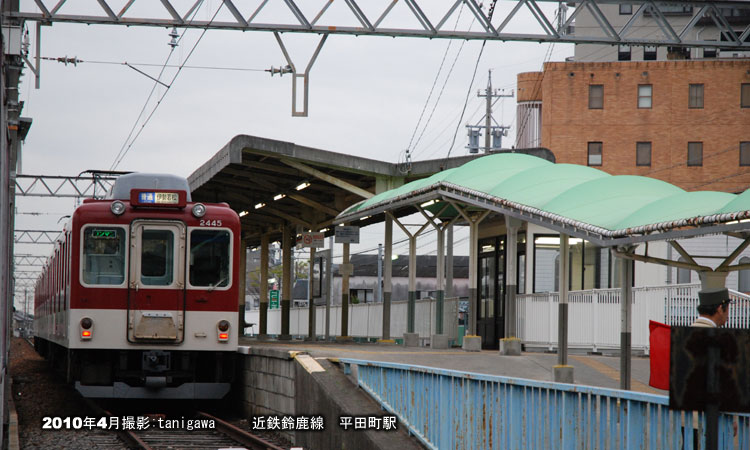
{"left": 404, "top": 5, "right": 465, "bottom": 156}
{"left": 42, "top": 57, "right": 266, "bottom": 72}
{"left": 110, "top": 1, "right": 224, "bottom": 170}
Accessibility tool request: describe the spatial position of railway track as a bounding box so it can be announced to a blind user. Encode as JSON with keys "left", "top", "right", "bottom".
{"left": 85, "top": 399, "right": 289, "bottom": 450}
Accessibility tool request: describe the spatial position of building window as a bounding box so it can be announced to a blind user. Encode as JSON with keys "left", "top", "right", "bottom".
{"left": 741, "top": 142, "right": 750, "bottom": 166}
{"left": 636, "top": 142, "right": 652, "bottom": 166}
{"left": 644, "top": 46, "right": 657, "bottom": 60}
{"left": 687, "top": 142, "right": 703, "bottom": 166}
{"left": 743, "top": 84, "right": 750, "bottom": 108}
{"left": 619, "top": 4, "right": 632, "bottom": 14}
{"left": 638, "top": 84, "right": 652, "bottom": 108}
{"left": 703, "top": 43, "right": 717, "bottom": 58}
{"left": 688, "top": 84, "right": 704, "bottom": 109}
{"left": 589, "top": 85, "right": 603, "bottom": 109}
{"left": 588, "top": 142, "right": 602, "bottom": 166}
{"left": 618, "top": 45, "right": 632, "bottom": 61}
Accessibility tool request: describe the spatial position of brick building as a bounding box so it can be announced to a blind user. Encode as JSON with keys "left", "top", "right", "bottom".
{"left": 517, "top": 59, "right": 750, "bottom": 192}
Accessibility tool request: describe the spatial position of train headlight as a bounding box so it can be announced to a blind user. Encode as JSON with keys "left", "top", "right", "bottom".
{"left": 192, "top": 203, "right": 206, "bottom": 218}
{"left": 111, "top": 200, "right": 126, "bottom": 216}
{"left": 80, "top": 317, "right": 93, "bottom": 340}
{"left": 217, "top": 320, "right": 230, "bottom": 342}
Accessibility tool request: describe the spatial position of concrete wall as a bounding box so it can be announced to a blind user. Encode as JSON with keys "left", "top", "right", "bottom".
{"left": 237, "top": 346, "right": 297, "bottom": 442}
{"left": 237, "top": 347, "right": 422, "bottom": 450}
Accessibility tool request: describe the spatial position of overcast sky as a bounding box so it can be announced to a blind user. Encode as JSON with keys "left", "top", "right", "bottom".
{"left": 13, "top": 0, "right": 574, "bottom": 306}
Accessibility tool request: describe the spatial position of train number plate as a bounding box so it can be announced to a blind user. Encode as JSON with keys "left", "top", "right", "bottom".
{"left": 199, "top": 219, "right": 222, "bottom": 227}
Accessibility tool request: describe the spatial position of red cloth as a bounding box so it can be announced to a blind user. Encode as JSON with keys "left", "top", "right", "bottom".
{"left": 649, "top": 320, "right": 671, "bottom": 390}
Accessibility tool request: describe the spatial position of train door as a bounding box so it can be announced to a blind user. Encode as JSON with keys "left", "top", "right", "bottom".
{"left": 127, "top": 221, "right": 186, "bottom": 342}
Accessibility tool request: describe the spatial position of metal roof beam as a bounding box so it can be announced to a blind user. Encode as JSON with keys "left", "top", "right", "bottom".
{"left": 281, "top": 159, "right": 373, "bottom": 199}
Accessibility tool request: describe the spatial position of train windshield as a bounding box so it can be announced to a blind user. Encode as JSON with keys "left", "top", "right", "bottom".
{"left": 82, "top": 226, "right": 126, "bottom": 285}
{"left": 189, "top": 229, "right": 231, "bottom": 288}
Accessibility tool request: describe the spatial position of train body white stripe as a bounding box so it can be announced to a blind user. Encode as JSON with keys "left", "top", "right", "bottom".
{"left": 35, "top": 309, "right": 237, "bottom": 351}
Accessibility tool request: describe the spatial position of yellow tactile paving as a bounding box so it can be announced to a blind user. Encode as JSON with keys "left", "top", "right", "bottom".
{"left": 570, "top": 355, "right": 663, "bottom": 394}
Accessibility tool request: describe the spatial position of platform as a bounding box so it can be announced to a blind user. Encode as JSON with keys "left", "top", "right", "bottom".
{"left": 237, "top": 336, "right": 661, "bottom": 394}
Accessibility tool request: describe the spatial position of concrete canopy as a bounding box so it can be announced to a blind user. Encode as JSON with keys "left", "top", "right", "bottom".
{"left": 187, "top": 135, "right": 488, "bottom": 245}
{"left": 336, "top": 153, "right": 750, "bottom": 247}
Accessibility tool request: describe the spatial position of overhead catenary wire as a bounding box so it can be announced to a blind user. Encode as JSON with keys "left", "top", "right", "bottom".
{"left": 110, "top": 0, "right": 224, "bottom": 170}
{"left": 41, "top": 57, "right": 267, "bottom": 73}
{"left": 443, "top": 1, "right": 499, "bottom": 161}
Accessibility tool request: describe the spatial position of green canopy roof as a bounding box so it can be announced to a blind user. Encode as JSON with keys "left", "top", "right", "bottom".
{"left": 337, "top": 153, "right": 750, "bottom": 245}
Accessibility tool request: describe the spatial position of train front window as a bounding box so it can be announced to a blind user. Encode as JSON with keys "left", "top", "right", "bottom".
{"left": 82, "top": 227, "right": 126, "bottom": 285}
{"left": 140, "top": 230, "right": 174, "bottom": 286}
{"left": 189, "top": 229, "right": 231, "bottom": 288}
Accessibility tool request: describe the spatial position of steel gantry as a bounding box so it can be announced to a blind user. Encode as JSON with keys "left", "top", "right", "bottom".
{"left": 13, "top": 229, "right": 61, "bottom": 244}
{"left": 6, "top": 1, "right": 750, "bottom": 115}
{"left": 8, "top": 0, "right": 750, "bottom": 47}
{"left": 15, "top": 173, "right": 120, "bottom": 199}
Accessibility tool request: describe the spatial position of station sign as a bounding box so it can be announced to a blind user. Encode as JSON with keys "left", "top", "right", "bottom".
{"left": 269, "top": 290, "right": 280, "bottom": 309}
{"left": 297, "top": 232, "right": 325, "bottom": 248}
{"left": 335, "top": 226, "right": 360, "bottom": 244}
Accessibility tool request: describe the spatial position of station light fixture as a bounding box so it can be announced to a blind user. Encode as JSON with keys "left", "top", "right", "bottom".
{"left": 295, "top": 182, "right": 310, "bottom": 191}
{"left": 420, "top": 200, "right": 437, "bottom": 208}
{"left": 255, "top": 202, "right": 266, "bottom": 209}
{"left": 273, "top": 193, "right": 286, "bottom": 201}
{"left": 239, "top": 210, "right": 249, "bottom": 217}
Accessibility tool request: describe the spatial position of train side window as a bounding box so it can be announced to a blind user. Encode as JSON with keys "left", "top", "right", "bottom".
{"left": 140, "top": 230, "right": 175, "bottom": 286}
{"left": 82, "top": 227, "right": 126, "bottom": 285}
{"left": 189, "top": 229, "right": 231, "bottom": 288}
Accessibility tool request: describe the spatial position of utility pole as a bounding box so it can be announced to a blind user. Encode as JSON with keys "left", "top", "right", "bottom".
{"left": 467, "top": 70, "right": 513, "bottom": 153}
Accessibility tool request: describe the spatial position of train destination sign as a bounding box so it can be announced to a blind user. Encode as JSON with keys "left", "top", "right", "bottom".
{"left": 130, "top": 189, "right": 187, "bottom": 208}
{"left": 138, "top": 191, "right": 179, "bottom": 205}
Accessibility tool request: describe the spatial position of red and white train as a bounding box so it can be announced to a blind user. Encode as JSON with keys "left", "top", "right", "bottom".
{"left": 33, "top": 173, "right": 240, "bottom": 399}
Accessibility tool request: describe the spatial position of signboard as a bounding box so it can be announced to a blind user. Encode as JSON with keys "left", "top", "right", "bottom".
{"left": 669, "top": 327, "right": 750, "bottom": 413}
{"left": 335, "top": 226, "right": 360, "bottom": 244}
{"left": 269, "top": 290, "right": 280, "bottom": 309}
{"left": 297, "top": 232, "right": 324, "bottom": 248}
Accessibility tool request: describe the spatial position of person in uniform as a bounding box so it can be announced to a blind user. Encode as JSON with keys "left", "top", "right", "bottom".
{"left": 690, "top": 287, "right": 731, "bottom": 328}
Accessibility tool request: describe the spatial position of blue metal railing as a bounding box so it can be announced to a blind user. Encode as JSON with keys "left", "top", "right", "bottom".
{"left": 340, "top": 358, "right": 749, "bottom": 450}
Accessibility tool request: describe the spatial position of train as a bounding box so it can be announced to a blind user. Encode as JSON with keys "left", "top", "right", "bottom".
{"left": 33, "top": 173, "right": 240, "bottom": 399}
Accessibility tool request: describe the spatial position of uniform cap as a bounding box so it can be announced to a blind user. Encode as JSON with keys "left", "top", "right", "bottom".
{"left": 698, "top": 288, "right": 729, "bottom": 307}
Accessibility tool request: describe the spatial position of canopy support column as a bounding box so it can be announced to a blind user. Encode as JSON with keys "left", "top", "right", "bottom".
{"left": 553, "top": 234, "right": 573, "bottom": 382}
{"left": 418, "top": 204, "right": 455, "bottom": 348}
{"left": 450, "top": 203, "right": 489, "bottom": 346}
{"left": 618, "top": 246, "right": 634, "bottom": 390}
{"left": 391, "top": 212, "right": 430, "bottom": 345}
{"left": 341, "top": 241, "right": 350, "bottom": 339}
{"left": 381, "top": 215, "right": 393, "bottom": 341}
{"left": 307, "top": 246, "right": 316, "bottom": 341}
{"left": 446, "top": 224, "right": 454, "bottom": 299}
{"left": 505, "top": 217, "right": 522, "bottom": 338}
{"left": 280, "top": 224, "right": 292, "bottom": 340}
{"left": 238, "top": 238, "right": 248, "bottom": 335}
{"left": 259, "top": 233, "right": 269, "bottom": 339}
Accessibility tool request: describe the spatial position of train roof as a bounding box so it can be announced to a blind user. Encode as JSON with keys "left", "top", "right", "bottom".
{"left": 108, "top": 173, "right": 192, "bottom": 201}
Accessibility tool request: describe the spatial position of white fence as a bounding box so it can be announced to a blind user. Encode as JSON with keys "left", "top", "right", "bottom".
{"left": 517, "top": 283, "right": 750, "bottom": 352}
{"left": 245, "top": 297, "right": 459, "bottom": 342}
